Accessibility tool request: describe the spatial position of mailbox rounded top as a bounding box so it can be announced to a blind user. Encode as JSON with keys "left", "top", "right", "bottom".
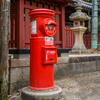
{"left": 39, "top": 18, "right": 57, "bottom": 36}
{"left": 29, "top": 9, "right": 55, "bottom": 18}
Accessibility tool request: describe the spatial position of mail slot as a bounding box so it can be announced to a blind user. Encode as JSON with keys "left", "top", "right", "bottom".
{"left": 41, "top": 46, "right": 57, "bottom": 64}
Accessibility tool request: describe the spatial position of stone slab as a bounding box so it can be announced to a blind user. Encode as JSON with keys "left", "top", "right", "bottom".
{"left": 57, "top": 57, "right": 69, "bottom": 64}
{"left": 59, "top": 53, "right": 69, "bottom": 57}
{"left": 11, "top": 59, "right": 30, "bottom": 68}
{"left": 10, "top": 67, "right": 29, "bottom": 83}
{"left": 69, "top": 49, "right": 90, "bottom": 54}
{"left": 69, "top": 56, "right": 100, "bottom": 63}
{"left": 13, "top": 54, "right": 29, "bottom": 59}
{"left": 9, "top": 96, "right": 21, "bottom": 100}
{"left": 21, "top": 86, "right": 62, "bottom": 100}
{"left": 10, "top": 68, "right": 23, "bottom": 83}
{"left": 9, "top": 55, "right": 100, "bottom": 94}
{"left": 10, "top": 81, "right": 29, "bottom": 94}
{"left": 96, "top": 61, "right": 100, "bottom": 71}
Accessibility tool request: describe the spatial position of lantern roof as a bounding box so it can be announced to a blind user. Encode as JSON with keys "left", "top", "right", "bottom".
{"left": 69, "top": 2, "right": 91, "bottom": 21}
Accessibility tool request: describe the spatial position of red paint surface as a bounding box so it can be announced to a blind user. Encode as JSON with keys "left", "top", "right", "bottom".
{"left": 29, "top": 9, "right": 57, "bottom": 90}
{"left": 41, "top": 46, "right": 57, "bottom": 64}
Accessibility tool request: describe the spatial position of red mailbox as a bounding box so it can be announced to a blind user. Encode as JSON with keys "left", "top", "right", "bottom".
{"left": 29, "top": 9, "right": 57, "bottom": 90}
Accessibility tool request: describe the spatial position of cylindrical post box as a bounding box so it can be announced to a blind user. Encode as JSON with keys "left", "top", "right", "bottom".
{"left": 29, "top": 9, "right": 57, "bottom": 90}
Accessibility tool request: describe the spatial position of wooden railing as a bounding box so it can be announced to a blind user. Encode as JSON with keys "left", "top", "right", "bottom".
{"left": 65, "top": 26, "right": 92, "bottom": 49}
{"left": 65, "top": 27, "right": 75, "bottom": 48}
{"left": 65, "top": 27, "right": 100, "bottom": 49}
{"left": 83, "top": 34, "right": 91, "bottom": 48}
{"left": 9, "top": 0, "right": 61, "bottom": 49}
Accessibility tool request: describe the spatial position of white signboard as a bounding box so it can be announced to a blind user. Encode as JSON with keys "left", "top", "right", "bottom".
{"left": 31, "top": 20, "right": 37, "bottom": 34}
{"left": 45, "top": 37, "right": 53, "bottom": 45}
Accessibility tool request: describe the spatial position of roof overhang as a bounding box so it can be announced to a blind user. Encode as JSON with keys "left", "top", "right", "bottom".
{"left": 72, "top": 0, "right": 92, "bottom": 9}
{"left": 72, "top": 0, "right": 100, "bottom": 12}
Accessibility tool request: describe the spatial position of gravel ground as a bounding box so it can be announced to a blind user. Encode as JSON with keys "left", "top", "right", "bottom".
{"left": 55, "top": 71, "right": 100, "bottom": 100}
{"left": 9, "top": 71, "right": 100, "bottom": 100}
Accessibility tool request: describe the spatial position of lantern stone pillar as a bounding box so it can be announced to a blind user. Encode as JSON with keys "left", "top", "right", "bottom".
{"left": 69, "top": 2, "right": 91, "bottom": 54}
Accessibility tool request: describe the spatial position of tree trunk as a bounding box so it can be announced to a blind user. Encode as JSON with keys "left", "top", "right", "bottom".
{"left": 0, "top": 0, "right": 10, "bottom": 99}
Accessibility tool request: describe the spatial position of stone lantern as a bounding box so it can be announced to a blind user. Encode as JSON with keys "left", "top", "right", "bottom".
{"left": 69, "top": 2, "right": 91, "bottom": 54}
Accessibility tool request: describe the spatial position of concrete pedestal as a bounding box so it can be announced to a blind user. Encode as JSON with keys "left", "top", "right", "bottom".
{"left": 13, "top": 54, "right": 29, "bottom": 59}
{"left": 21, "top": 86, "right": 62, "bottom": 100}
{"left": 69, "top": 27, "right": 90, "bottom": 54}
{"left": 58, "top": 53, "right": 69, "bottom": 57}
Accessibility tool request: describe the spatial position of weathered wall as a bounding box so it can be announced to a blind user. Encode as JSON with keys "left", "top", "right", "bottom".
{"left": 9, "top": 59, "right": 30, "bottom": 94}
{"left": 9, "top": 55, "right": 100, "bottom": 94}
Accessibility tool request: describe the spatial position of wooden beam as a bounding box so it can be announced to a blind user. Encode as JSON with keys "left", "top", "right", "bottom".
{"left": 38, "top": 0, "right": 70, "bottom": 5}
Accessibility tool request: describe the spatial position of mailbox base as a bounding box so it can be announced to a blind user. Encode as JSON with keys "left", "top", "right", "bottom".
{"left": 29, "top": 85, "right": 55, "bottom": 90}
{"left": 21, "top": 86, "right": 62, "bottom": 100}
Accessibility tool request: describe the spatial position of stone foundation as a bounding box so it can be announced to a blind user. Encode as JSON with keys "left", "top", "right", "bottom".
{"left": 9, "top": 55, "right": 100, "bottom": 94}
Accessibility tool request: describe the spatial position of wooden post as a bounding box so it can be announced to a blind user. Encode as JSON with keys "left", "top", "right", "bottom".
{"left": 17, "top": 0, "right": 24, "bottom": 49}
{"left": 0, "top": 0, "right": 10, "bottom": 99}
{"left": 60, "top": 3, "right": 69, "bottom": 49}
{"left": 60, "top": 4, "right": 65, "bottom": 49}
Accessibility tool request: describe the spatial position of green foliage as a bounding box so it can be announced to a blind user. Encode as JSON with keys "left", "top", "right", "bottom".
{"left": 54, "top": 16, "right": 56, "bottom": 21}
{"left": 1, "top": 80, "right": 8, "bottom": 100}
{"left": 82, "top": 0, "right": 92, "bottom": 3}
{"left": 98, "top": 24, "right": 100, "bottom": 31}
{"left": 98, "top": 16, "right": 100, "bottom": 19}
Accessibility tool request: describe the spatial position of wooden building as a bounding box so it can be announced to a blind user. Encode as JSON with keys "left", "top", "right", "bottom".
{"left": 9, "top": 0, "right": 100, "bottom": 55}
{"left": 9, "top": 0, "right": 74, "bottom": 55}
